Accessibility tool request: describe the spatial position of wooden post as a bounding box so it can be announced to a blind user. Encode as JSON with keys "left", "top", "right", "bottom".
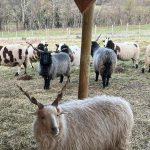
{"left": 78, "top": 2, "right": 95, "bottom": 99}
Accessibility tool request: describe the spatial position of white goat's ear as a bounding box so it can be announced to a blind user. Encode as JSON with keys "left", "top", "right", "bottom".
{"left": 56, "top": 107, "right": 68, "bottom": 116}
{"left": 56, "top": 106, "right": 62, "bottom": 114}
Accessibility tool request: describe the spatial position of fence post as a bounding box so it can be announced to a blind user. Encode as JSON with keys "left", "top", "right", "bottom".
{"left": 16, "top": 31, "right": 18, "bottom": 38}
{"left": 126, "top": 23, "right": 129, "bottom": 37}
{"left": 67, "top": 27, "right": 71, "bottom": 38}
{"left": 32, "top": 30, "right": 33, "bottom": 37}
{"left": 94, "top": 24, "right": 97, "bottom": 38}
{"left": 25, "top": 30, "right": 27, "bottom": 38}
{"left": 69, "top": 27, "right": 71, "bottom": 36}
{"left": 112, "top": 24, "right": 114, "bottom": 36}
{"left": 139, "top": 23, "right": 141, "bottom": 39}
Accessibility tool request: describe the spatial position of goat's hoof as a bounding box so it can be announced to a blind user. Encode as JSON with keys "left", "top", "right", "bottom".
{"left": 135, "top": 64, "right": 138, "bottom": 69}
{"left": 148, "top": 69, "right": 150, "bottom": 73}
{"left": 142, "top": 68, "right": 145, "bottom": 73}
{"left": 44, "top": 87, "right": 50, "bottom": 90}
{"left": 15, "top": 72, "right": 19, "bottom": 76}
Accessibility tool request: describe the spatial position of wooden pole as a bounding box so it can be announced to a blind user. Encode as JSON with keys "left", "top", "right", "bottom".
{"left": 78, "top": 2, "right": 95, "bottom": 99}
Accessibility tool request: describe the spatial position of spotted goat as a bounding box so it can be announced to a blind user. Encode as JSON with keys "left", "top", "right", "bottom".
{"left": 0, "top": 43, "right": 44, "bottom": 76}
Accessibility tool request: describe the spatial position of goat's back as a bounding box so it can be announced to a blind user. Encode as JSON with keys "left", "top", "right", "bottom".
{"left": 59, "top": 95, "right": 134, "bottom": 150}
{"left": 51, "top": 52, "right": 71, "bottom": 76}
{"left": 93, "top": 48, "right": 117, "bottom": 71}
{"left": 0, "top": 44, "right": 27, "bottom": 65}
{"left": 116, "top": 42, "right": 140, "bottom": 60}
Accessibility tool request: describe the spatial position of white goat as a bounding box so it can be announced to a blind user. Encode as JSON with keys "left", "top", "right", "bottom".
{"left": 104, "top": 37, "right": 140, "bottom": 68}
{"left": 56, "top": 43, "right": 81, "bottom": 66}
{"left": 142, "top": 44, "right": 150, "bottom": 73}
{"left": 18, "top": 82, "right": 134, "bottom": 150}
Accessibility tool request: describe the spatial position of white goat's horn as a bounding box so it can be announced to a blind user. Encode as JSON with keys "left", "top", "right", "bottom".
{"left": 52, "top": 79, "right": 69, "bottom": 107}
{"left": 17, "top": 85, "right": 44, "bottom": 109}
{"left": 26, "top": 42, "right": 43, "bottom": 53}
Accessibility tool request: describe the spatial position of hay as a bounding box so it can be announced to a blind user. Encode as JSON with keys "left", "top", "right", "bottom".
{"left": 0, "top": 38, "right": 150, "bottom": 150}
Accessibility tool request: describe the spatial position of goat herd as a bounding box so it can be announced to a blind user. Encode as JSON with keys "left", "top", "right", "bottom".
{"left": 0, "top": 36, "right": 149, "bottom": 150}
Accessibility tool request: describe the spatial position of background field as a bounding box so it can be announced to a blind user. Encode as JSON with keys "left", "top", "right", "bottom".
{"left": 0, "top": 26, "right": 150, "bottom": 150}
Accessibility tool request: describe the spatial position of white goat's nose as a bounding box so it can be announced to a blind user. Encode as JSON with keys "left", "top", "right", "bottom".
{"left": 51, "top": 127, "right": 59, "bottom": 136}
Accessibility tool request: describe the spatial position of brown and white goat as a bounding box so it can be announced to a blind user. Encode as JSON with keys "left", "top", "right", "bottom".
{"left": 18, "top": 80, "right": 134, "bottom": 150}
{"left": 0, "top": 43, "right": 44, "bottom": 76}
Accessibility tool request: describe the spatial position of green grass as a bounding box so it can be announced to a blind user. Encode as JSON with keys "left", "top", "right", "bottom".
{"left": 0, "top": 24, "right": 150, "bottom": 38}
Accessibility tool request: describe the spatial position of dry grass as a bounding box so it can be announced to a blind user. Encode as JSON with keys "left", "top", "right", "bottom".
{"left": 0, "top": 38, "right": 150, "bottom": 150}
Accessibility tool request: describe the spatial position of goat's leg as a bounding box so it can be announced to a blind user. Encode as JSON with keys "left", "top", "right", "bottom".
{"left": 149, "top": 64, "right": 150, "bottom": 72}
{"left": 30, "top": 61, "right": 34, "bottom": 68}
{"left": 23, "top": 62, "right": 27, "bottom": 74}
{"left": 15, "top": 65, "right": 21, "bottom": 76}
{"left": 67, "top": 75, "right": 70, "bottom": 82}
{"left": 142, "top": 64, "right": 146, "bottom": 73}
{"left": 106, "top": 77, "right": 109, "bottom": 87}
{"left": 95, "top": 71, "right": 99, "bottom": 81}
{"left": 102, "top": 75, "right": 106, "bottom": 88}
{"left": 134, "top": 58, "right": 138, "bottom": 68}
{"left": 60, "top": 75, "right": 64, "bottom": 83}
{"left": 131, "top": 58, "right": 135, "bottom": 68}
{"left": 44, "top": 76, "right": 50, "bottom": 89}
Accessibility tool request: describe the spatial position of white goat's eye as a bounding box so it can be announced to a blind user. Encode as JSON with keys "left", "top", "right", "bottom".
{"left": 41, "top": 116, "right": 45, "bottom": 119}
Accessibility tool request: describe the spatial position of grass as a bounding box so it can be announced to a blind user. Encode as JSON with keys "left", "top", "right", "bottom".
{"left": 0, "top": 24, "right": 150, "bottom": 38}
{"left": 0, "top": 30, "right": 150, "bottom": 150}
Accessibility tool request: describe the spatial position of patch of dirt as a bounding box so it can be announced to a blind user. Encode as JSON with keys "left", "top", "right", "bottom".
{"left": 17, "top": 75, "right": 33, "bottom": 80}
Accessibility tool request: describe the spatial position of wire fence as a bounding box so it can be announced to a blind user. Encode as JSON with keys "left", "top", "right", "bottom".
{"left": 0, "top": 24, "right": 150, "bottom": 41}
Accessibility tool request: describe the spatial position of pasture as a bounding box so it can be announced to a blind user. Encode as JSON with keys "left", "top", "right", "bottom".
{"left": 0, "top": 26, "right": 150, "bottom": 150}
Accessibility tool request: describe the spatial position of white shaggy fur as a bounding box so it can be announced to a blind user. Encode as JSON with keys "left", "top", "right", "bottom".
{"left": 104, "top": 37, "right": 140, "bottom": 68}
{"left": 33, "top": 95, "right": 134, "bottom": 150}
{"left": 142, "top": 44, "right": 150, "bottom": 73}
{"left": 56, "top": 43, "right": 81, "bottom": 66}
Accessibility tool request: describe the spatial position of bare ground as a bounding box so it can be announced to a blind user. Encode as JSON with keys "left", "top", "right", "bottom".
{"left": 0, "top": 38, "right": 150, "bottom": 150}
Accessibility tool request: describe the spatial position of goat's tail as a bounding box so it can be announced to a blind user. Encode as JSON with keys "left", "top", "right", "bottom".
{"left": 102, "top": 60, "right": 112, "bottom": 88}
{"left": 104, "top": 60, "right": 112, "bottom": 77}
